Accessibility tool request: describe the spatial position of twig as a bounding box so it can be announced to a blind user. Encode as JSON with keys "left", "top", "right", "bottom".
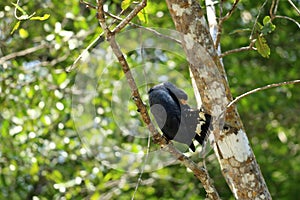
{"left": 270, "top": 0, "right": 279, "bottom": 19}
{"left": 80, "top": 0, "right": 97, "bottom": 9}
{"left": 66, "top": 34, "right": 104, "bottom": 72}
{"left": 275, "top": 15, "right": 300, "bottom": 29}
{"left": 105, "top": 11, "right": 181, "bottom": 44}
{"left": 222, "top": 0, "right": 240, "bottom": 22}
{"left": 215, "top": 0, "right": 240, "bottom": 49}
{"left": 131, "top": 125, "right": 151, "bottom": 200}
{"left": 0, "top": 43, "right": 46, "bottom": 65}
{"left": 227, "top": 80, "right": 300, "bottom": 108}
{"left": 219, "top": 43, "right": 256, "bottom": 58}
{"left": 250, "top": 0, "right": 268, "bottom": 40}
{"left": 112, "top": 0, "right": 147, "bottom": 33}
{"left": 13, "top": 0, "right": 36, "bottom": 20}
{"left": 287, "top": 0, "right": 300, "bottom": 15}
{"left": 273, "top": 0, "right": 279, "bottom": 15}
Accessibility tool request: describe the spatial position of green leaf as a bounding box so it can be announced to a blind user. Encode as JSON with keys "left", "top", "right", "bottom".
{"left": 255, "top": 35, "right": 270, "bottom": 58}
{"left": 55, "top": 72, "right": 67, "bottom": 85}
{"left": 30, "top": 161, "right": 39, "bottom": 175}
{"left": 261, "top": 16, "right": 276, "bottom": 35}
{"left": 10, "top": 21, "right": 21, "bottom": 34}
{"left": 48, "top": 170, "right": 63, "bottom": 182}
{"left": 121, "top": 0, "right": 132, "bottom": 10}
{"left": 30, "top": 14, "right": 50, "bottom": 21}
{"left": 137, "top": 8, "right": 148, "bottom": 23}
{"left": 19, "top": 28, "right": 29, "bottom": 38}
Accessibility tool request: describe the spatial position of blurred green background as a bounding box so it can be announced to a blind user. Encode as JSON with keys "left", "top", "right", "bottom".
{"left": 0, "top": 0, "right": 299, "bottom": 199}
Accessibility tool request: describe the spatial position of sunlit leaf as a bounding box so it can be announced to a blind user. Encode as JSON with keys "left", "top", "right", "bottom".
{"left": 30, "top": 161, "right": 39, "bottom": 175}
{"left": 137, "top": 9, "right": 148, "bottom": 23}
{"left": 48, "top": 170, "right": 63, "bottom": 182}
{"left": 55, "top": 72, "right": 67, "bottom": 85}
{"left": 19, "top": 28, "right": 29, "bottom": 39}
{"left": 255, "top": 35, "right": 270, "bottom": 58}
{"left": 121, "top": 0, "right": 132, "bottom": 10}
{"left": 10, "top": 21, "right": 21, "bottom": 34}
{"left": 261, "top": 16, "right": 276, "bottom": 35}
{"left": 30, "top": 14, "right": 50, "bottom": 21}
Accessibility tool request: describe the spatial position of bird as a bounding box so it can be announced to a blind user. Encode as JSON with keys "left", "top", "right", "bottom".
{"left": 148, "top": 82, "right": 211, "bottom": 152}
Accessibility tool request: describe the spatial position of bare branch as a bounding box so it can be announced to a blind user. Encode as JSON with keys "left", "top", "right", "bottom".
{"left": 215, "top": 0, "right": 240, "bottom": 49}
{"left": 97, "top": 0, "right": 111, "bottom": 33}
{"left": 275, "top": 15, "right": 300, "bottom": 29}
{"left": 0, "top": 43, "right": 46, "bottom": 65}
{"left": 112, "top": 0, "right": 147, "bottom": 33}
{"left": 105, "top": 11, "right": 181, "bottom": 44}
{"left": 66, "top": 34, "right": 104, "bottom": 72}
{"left": 131, "top": 128, "right": 151, "bottom": 200}
{"left": 222, "top": 0, "right": 240, "bottom": 22}
{"left": 219, "top": 42, "right": 256, "bottom": 58}
{"left": 79, "top": 0, "right": 97, "bottom": 9}
{"left": 250, "top": 0, "right": 269, "bottom": 40}
{"left": 287, "top": 0, "right": 300, "bottom": 15}
{"left": 270, "top": 0, "right": 280, "bottom": 19}
{"left": 227, "top": 80, "right": 300, "bottom": 108}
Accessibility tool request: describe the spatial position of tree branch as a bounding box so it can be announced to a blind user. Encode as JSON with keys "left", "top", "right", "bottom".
{"left": 227, "top": 80, "right": 300, "bottom": 108}
{"left": 66, "top": 34, "right": 104, "bottom": 72}
{"left": 96, "top": 1, "right": 220, "bottom": 199}
{"left": 287, "top": 0, "right": 300, "bottom": 15}
{"left": 215, "top": 0, "right": 240, "bottom": 49}
{"left": 219, "top": 42, "right": 256, "bottom": 58}
{"left": 274, "top": 15, "right": 300, "bottom": 29}
{"left": 105, "top": 11, "right": 181, "bottom": 44}
{"left": 0, "top": 43, "right": 46, "bottom": 65}
{"left": 111, "top": 0, "right": 147, "bottom": 33}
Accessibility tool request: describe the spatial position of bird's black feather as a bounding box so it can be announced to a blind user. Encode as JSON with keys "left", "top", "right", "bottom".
{"left": 148, "top": 82, "right": 211, "bottom": 152}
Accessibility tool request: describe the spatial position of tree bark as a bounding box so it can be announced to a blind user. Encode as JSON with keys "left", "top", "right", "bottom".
{"left": 165, "top": 0, "right": 272, "bottom": 199}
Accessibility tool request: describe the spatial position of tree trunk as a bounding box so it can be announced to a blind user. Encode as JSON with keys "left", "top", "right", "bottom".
{"left": 165, "top": 0, "right": 272, "bottom": 199}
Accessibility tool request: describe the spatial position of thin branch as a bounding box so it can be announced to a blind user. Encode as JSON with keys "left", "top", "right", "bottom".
{"left": 0, "top": 43, "right": 46, "bottom": 65}
{"left": 274, "top": 0, "right": 279, "bottom": 15}
{"left": 66, "top": 34, "right": 104, "bottom": 72}
{"left": 227, "top": 80, "right": 300, "bottom": 108}
{"left": 67, "top": 0, "right": 129, "bottom": 72}
{"left": 112, "top": 0, "right": 147, "bottom": 33}
{"left": 250, "top": 0, "right": 269, "bottom": 40}
{"left": 40, "top": 52, "right": 70, "bottom": 67}
{"left": 97, "top": 0, "right": 111, "bottom": 33}
{"left": 275, "top": 15, "right": 300, "bottom": 29}
{"left": 105, "top": 11, "right": 181, "bottom": 44}
{"left": 270, "top": 0, "right": 280, "bottom": 19}
{"left": 131, "top": 125, "right": 151, "bottom": 200}
{"left": 219, "top": 42, "right": 256, "bottom": 58}
{"left": 288, "top": 0, "right": 300, "bottom": 15}
{"left": 80, "top": 0, "right": 97, "bottom": 9}
{"left": 222, "top": 0, "right": 240, "bottom": 22}
{"left": 215, "top": 0, "right": 240, "bottom": 49}
{"left": 220, "top": 1, "right": 269, "bottom": 58}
